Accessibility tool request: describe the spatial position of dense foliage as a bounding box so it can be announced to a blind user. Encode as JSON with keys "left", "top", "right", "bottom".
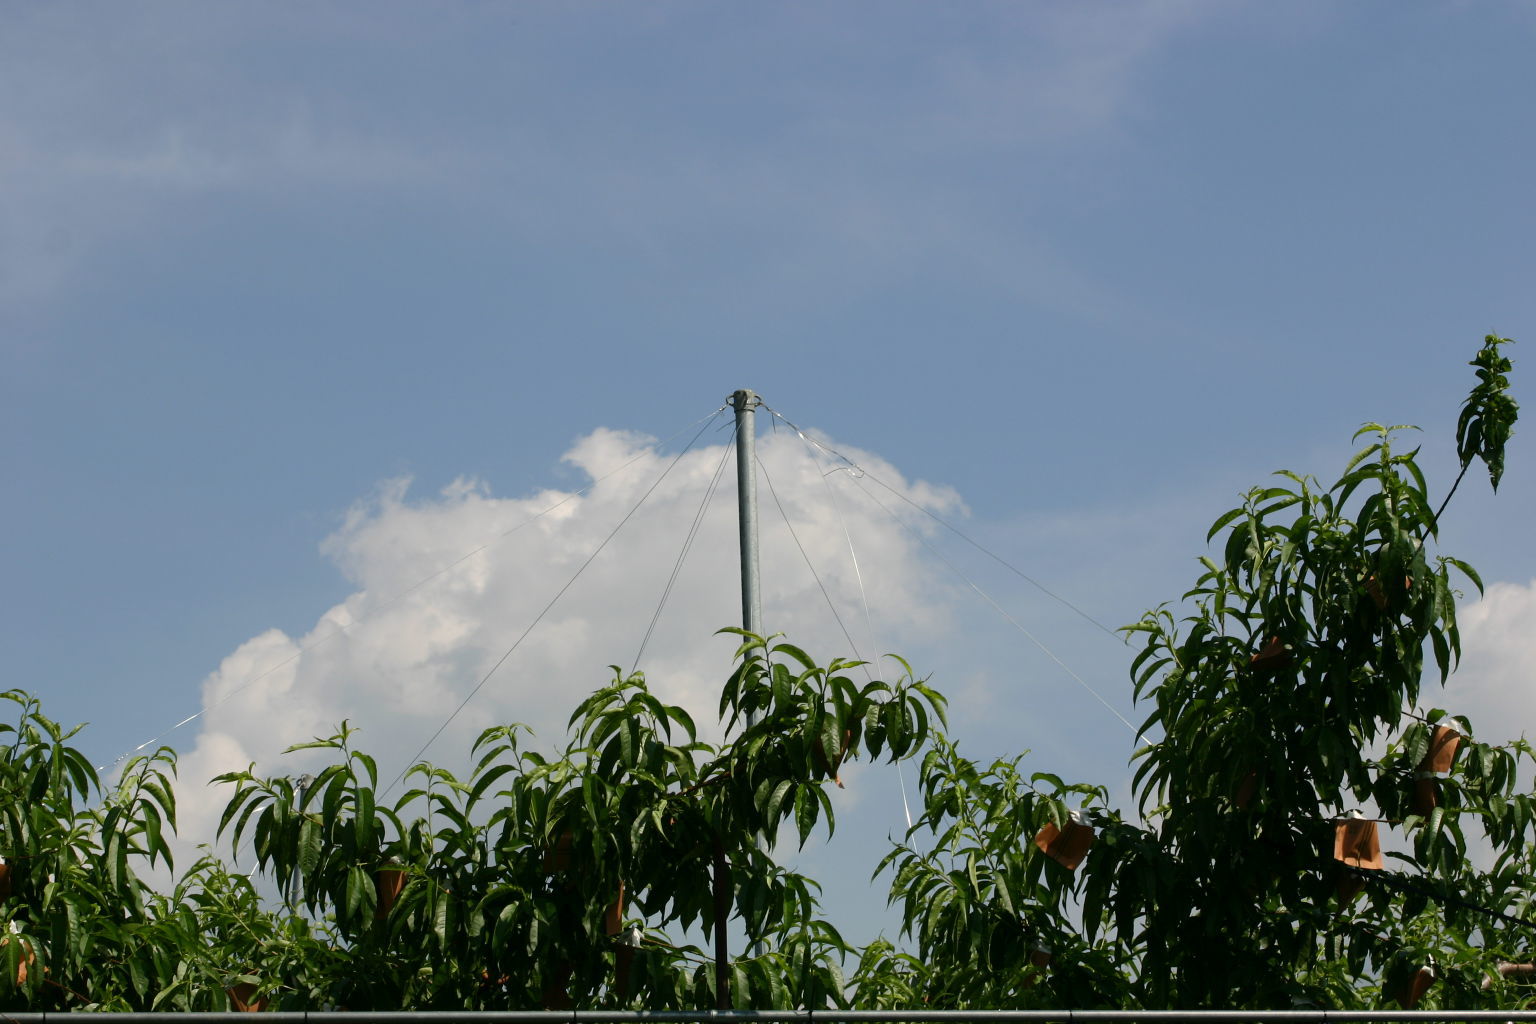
{"left": 0, "top": 336, "right": 1523, "bottom": 1011}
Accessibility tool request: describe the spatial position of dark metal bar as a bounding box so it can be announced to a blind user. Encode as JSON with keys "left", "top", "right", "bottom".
{"left": 12, "top": 1011, "right": 1536, "bottom": 1023}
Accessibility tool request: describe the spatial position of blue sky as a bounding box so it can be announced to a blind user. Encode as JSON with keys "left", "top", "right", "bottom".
{"left": 4, "top": 2, "right": 1534, "bottom": 940}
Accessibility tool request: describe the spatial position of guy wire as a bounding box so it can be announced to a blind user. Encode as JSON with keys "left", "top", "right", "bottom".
{"left": 788, "top": 424, "right": 916, "bottom": 830}
{"left": 383, "top": 408, "right": 725, "bottom": 796}
{"left": 850, "top": 474, "right": 1141, "bottom": 737}
{"left": 763, "top": 407, "right": 1124, "bottom": 645}
{"left": 96, "top": 407, "right": 728, "bottom": 775}
{"left": 758, "top": 455, "right": 866, "bottom": 671}
{"left": 631, "top": 430, "right": 736, "bottom": 674}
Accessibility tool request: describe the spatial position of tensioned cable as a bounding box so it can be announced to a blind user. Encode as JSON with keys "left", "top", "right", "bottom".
{"left": 96, "top": 406, "right": 728, "bottom": 774}
{"left": 763, "top": 407, "right": 879, "bottom": 662}
{"left": 787, "top": 424, "right": 914, "bottom": 829}
{"left": 758, "top": 404, "right": 1137, "bottom": 736}
{"left": 383, "top": 410, "right": 724, "bottom": 796}
{"left": 757, "top": 456, "right": 867, "bottom": 669}
{"left": 759, "top": 452, "right": 916, "bottom": 830}
{"left": 630, "top": 430, "right": 736, "bottom": 675}
{"left": 763, "top": 407, "right": 1124, "bottom": 645}
{"left": 850, "top": 473, "right": 1141, "bottom": 737}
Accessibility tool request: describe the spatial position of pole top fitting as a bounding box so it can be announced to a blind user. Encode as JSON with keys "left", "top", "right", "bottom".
{"left": 729, "top": 389, "right": 762, "bottom": 411}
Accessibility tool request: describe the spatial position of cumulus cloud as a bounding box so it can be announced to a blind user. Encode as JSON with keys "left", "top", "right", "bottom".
{"left": 1447, "top": 578, "right": 1536, "bottom": 744}
{"left": 169, "top": 425, "right": 963, "bottom": 868}
{"left": 158, "top": 429, "right": 1536, "bottom": 930}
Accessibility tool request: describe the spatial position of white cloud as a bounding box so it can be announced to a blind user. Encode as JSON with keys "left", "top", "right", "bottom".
{"left": 1447, "top": 578, "right": 1536, "bottom": 744}
{"left": 168, "top": 426, "right": 963, "bottom": 870}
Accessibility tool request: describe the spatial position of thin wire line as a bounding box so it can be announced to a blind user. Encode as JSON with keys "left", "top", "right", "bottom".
{"left": 894, "top": 748, "right": 914, "bottom": 832}
{"left": 96, "top": 407, "right": 728, "bottom": 774}
{"left": 850, "top": 474, "right": 1141, "bottom": 737}
{"left": 761, "top": 402, "right": 1137, "bottom": 737}
{"left": 758, "top": 457, "right": 866, "bottom": 665}
{"left": 383, "top": 410, "right": 723, "bottom": 796}
{"left": 796, "top": 438, "right": 878, "bottom": 680}
{"left": 763, "top": 407, "right": 1125, "bottom": 644}
{"left": 787, "top": 422, "right": 911, "bottom": 829}
{"left": 631, "top": 433, "right": 735, "bottom": 674}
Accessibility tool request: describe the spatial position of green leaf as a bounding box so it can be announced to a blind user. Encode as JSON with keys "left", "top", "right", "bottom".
{"left": 1426, "top": 805, "right": 1446, "bottom": 848}
{"left": 795, "top": 787, "right": 815, "bottom": 846}
{"left": 298, "top": 816, "right": 322, "bottom": 878}
{"left": 819, "top": 715, "right": 842, "bottom": 779}
{"left": 354, "top": 785, "right": 376, "bottom": 853}
{"left": 345, "top": 864, "right": 371, "bottom": 921}
{"left": 765, "top": 779, "right": 794, "bottom": 828}
{"left": 773, "top": 641, "right": 817, "bottom": 672}
{"left": 1445, "top": 556, "right": 1484, "bottom": 594}
{"left": 1456, "top": 334, "right": 1519, "bottom": 492}
{"left": 1206, "top": 507, "right": 1246, "bottom": 541}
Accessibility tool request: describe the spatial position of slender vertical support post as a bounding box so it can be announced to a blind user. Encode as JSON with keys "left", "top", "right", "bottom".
{"left": 728, "top": 388, "right": 767, "bottom": 984}
{"left": 713, "top": 836, "right": 730, "bottom": 1010}
{"left": 731, "top": 389, "right": 764, "bottom": 640}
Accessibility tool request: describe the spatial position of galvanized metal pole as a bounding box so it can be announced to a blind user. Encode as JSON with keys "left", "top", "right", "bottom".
{"left": 731, "top": 389, "right": 764, "bottom": 640}
{"left": 729, "top": 388, "right": 767, "bottom": 979}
